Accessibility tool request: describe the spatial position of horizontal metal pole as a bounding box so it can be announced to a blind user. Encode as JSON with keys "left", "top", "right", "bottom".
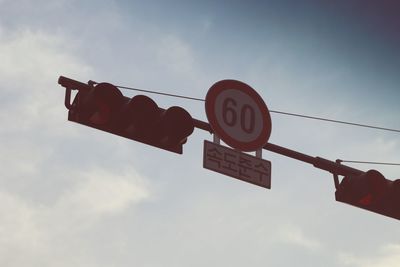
{"left": 58, "top": 76, "right": 91, "bottom": 92}
{"left": 193, "top": 118, "right": 364, "bottom": 177}
{"left": 263, "top": 143, "right": 364, "bottom": 176}
{"left": 193, "top": 118, "right": 213, "bottom": 133}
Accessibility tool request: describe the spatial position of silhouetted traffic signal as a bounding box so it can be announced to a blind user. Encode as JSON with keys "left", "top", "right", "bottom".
{"left": 59, "top": 76, "right": 194, "bottom": 154}
{"left": 335, "top": 169, "right": 400, "bottom": 220}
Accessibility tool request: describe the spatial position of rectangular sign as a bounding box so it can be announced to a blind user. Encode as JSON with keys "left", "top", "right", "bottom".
{"left": 203, "top": 140, "right": 271, "bottom": 189}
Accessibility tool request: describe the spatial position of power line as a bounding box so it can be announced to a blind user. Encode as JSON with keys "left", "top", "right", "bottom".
{"left": 115, "top": 84, "right": 400, "bottom": 134}
{"left": 269, "top": 110, "right": 400, "bottom": 133}
{"left": 116, "top": 85, "right": 205, "bottom": 102}
{"left": 338, "top": 160, "right": 400, "bottom": 166}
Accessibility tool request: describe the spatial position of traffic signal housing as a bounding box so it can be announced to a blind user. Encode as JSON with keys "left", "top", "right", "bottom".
{"left": 59, "top": 76, "right": 194, "bottom": 154}
{"left": 335, "top": 169, "right": 400, "bottom": 220}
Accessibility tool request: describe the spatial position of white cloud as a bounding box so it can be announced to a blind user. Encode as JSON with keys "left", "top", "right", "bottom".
{"left": 0, "top": 138, "right": 52, "bottom": 179}
{"left": 46, "top": 167, "right": 151, "bottom": 237}
{"left": 345, "top": 137, "right": 399, "bottom": 160}
{"left": 0, "top": 27, "right": 92, "bottom": 136}
{"left": 0, "top": 28, "right": 91, "bottom": 87}
{"left": 0, "top": 26, "right": 94, "bottom": 183}
{"left": 0, "top": 191, "right": 45, "bottom": 264}
{"left": 339, "top": 244, "right": 400, "bottom": 267}
{"left": 277, "top": 223, "right": 322, "bottom": 251}
{"left": 0, "top": 167, "right": 150, "bottom": 267}
{"left": 58, "top": 168, "right": 149, "bottom": 216}
{"left": 0, "top": 21, "right": 153, "bottom": 266}
{"left": 156, "top": 35, "right": 197, "bottom": 76}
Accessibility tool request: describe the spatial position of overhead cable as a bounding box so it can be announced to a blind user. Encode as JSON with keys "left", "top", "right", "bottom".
{"left": 115, "top": 84, "right": 400, "bottom": 134}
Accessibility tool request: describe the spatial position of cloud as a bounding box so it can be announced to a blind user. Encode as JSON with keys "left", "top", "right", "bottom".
{"left": 0, "top": 26, "right": 94, "bottom": 182}
{"left": 0, "top": 138, "right": 52, "bottom": 180}
{"left": 0, "top": 20, "right": 152, "bottom": 267}
{"left": 0, "top": 27, "right": 92, "bottom": 137}
{"left": 277, "top": 223, "right": 322, "bottom": 251}
{"left": 0, "top": 167, "right": 150, "bottom": 267}
{"left": 58, "top": 168, "right": 149, "bottom": 216}
{"left": 155, "top": 34, "right": 197, "bottom": 76}
{"left": 0, "top": 27, "right": 91, "bottom": 86}
{"left": 0, "top": 191, "right": 44, "bottom": 264}
{"left": 339, "top": 244, "right": 400, "bottom": 267}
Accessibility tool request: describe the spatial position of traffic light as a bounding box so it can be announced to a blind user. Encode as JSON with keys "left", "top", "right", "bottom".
{"left": 335, "top": 169, "right": 400, "bottom": 220}
{"left": 58, "top": 76, "right": 194, "bottom": 154}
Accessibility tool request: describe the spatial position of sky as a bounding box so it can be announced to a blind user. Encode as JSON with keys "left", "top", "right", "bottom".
{"left": 0, "top": 0, "right": 400, "bottom": 266}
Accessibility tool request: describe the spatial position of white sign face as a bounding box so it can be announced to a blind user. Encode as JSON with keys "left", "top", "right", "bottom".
{"left": 214, "top": 89, "right": 264, "bottom": 143}
{"left": 203, "top": 140, "right": 271, "bottom": 189}
{"left": 205, "top": 80, "right": 272, "bottom": 152}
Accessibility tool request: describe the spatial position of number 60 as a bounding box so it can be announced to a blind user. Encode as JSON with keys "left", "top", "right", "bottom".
{"left": 222, "top": 97, "right": 255, "bottom": 134}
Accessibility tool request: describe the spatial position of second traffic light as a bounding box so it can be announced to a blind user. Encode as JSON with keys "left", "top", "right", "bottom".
{"left": 335, "top": 169, "right": 400, "bottom": 220}
{"left": 60, "top": 77, "right": 194, "bottom": 154}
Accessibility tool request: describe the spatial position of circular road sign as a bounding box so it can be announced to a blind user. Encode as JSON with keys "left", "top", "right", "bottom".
{"left": 205, "top": 80, "right": 272, "bottom": 152}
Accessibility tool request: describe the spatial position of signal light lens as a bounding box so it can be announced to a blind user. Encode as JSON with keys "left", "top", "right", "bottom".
{"left": 128, "top": 95, "right": 160, "bottom": 128}
{"left": 81, "top": 83, "right": 124, "bottom": 125}
{"left": 358, "top": 170, "right": 387, "bottom": 206}
{"left": 160, "top": 106, "right": 194, "bottom": 145}
{"left": 390, "top": 179, "right": 400, "bottom": 203}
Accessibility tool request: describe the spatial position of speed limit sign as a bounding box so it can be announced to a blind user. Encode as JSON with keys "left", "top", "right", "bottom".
{"left": 205, "top": 80, "right": 272, "bottom": 152}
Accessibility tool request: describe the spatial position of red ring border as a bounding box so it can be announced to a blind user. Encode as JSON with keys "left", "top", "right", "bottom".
{"left": 205, "top": 79, "right": 272, "bottom": 151}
